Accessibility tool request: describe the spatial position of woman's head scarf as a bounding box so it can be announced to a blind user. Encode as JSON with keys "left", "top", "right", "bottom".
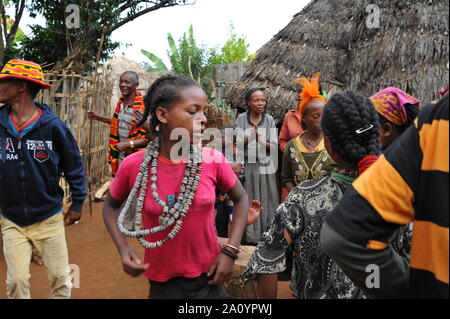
{"left": 370, "top": 87, "right": 420, "bottom": 126}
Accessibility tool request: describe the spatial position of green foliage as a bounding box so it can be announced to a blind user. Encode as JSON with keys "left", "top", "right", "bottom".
{"left": 18, "top": 0, "right": 121, "bottom": 69}
{"left": 141, "top": 22, "right": 254, "bottom": 95}
{"left": 170, "top": 25, "right": 210, "bottom": 84}
{"left": 210, "top": 23, "right": 254, "bottom": 65}
{"left": 0, "top": 14, "right": 26, "bottom": 42}
{"left": 141, "top": 25, "right": 213, "bottom": 92}
{"left": 141, "top": 49, "right": 168, "bottom": 71}
{"left": 1, "top": 0, "right": 28, "bottom": 63}
{"left": 13, "top": 1, "right": 190, "bottom": 70}
{"left": 14, "top": 27, "right": 26, "bottom": 42}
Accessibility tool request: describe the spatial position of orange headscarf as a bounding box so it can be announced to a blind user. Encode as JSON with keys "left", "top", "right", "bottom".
{"left": 293, "top": 72, "right": 326, "bottom": 118}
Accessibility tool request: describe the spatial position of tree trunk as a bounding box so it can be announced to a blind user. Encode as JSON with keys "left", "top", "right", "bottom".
{"left": 0, "top": 32, "right": 5, "bottom": 65}
{"left": 52, "top": 45, "right": 87, "bottom": 72}
{"left": 0, "top": 1, "right": 6, "bottom": 65}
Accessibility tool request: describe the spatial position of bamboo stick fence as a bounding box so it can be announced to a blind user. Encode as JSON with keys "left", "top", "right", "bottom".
{"left": 207, "top": 63, "right": 245, "bottom": 129}
{"left": 37, "top": 71, "right": 114, "bottom": 206}
{"left": 206, "top": 96, "right": 236, "bottom": 129}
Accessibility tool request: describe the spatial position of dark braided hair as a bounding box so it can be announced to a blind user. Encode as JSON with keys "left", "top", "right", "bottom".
{"left": 321, "top": 91, "right": 381, "bottom": 165}
{"left": 137, "top": 74, "right": 200, "bottom": 133}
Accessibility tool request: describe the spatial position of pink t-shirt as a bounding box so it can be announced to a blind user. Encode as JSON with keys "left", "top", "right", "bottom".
{"left": 109, "top": 147, "right": 237, "bottom": 282}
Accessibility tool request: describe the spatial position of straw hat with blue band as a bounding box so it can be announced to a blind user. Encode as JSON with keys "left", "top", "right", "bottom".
{"left": 0, "top": 59, "right": 52, "bottom": 89}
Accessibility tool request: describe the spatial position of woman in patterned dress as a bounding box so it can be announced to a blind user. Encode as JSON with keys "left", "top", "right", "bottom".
{"left": 281, "top": 74, "right": 336, "bottom": 196}
{"left": 279, "top": 73, "right": 336, "bottom": 282}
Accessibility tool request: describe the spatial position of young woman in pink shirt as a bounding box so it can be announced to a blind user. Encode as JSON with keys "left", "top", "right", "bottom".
{"left": 103, "top": 74, "right": 249, "bottom": 299}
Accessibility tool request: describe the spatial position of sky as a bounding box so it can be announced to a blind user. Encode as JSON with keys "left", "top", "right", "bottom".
{"left": 13, "top": 0, "right": 309, "bottom": 68}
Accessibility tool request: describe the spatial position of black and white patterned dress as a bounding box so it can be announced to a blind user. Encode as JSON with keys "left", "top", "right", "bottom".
{"left": 242, "top": 175, "right": 368, "bottom": 299}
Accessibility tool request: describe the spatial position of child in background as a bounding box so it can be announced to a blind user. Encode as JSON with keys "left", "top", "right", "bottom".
{"left": 214, "top": 126, "right": 261, "bottom": 242}
{"left": 214, "top": 126, "right": 243, "bottom": 237}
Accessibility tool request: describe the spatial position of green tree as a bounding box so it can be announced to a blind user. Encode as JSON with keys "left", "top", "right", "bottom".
{"left": 171, "top": 25, "right": 209, "bottom": 82}
{"left": 0, "top": 0, "right": 27, "bottom": 64}
{"left": 141, "top": 49, "right": 168, "bottom": 72}
{"left": 17, "top": 0, "right": 195, "bottom": 71}
{"left": 210, "top": 23, "right": 255, "bottom": 65}
{"left": 140, "top": 32, "right": 177, "bottom": 72}
{"left": 142, "top": 25, "right": 213, "bottom": 91}
{"left": 141, "top": 23, "right": 253, "bottom": 94}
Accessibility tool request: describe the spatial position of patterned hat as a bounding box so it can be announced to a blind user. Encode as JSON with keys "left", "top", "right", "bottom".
{"left": 0, "top": 59, "right": 51, "bottom": 89}
{"left": 370, "top": 87, "right": 420, "bottom": 126}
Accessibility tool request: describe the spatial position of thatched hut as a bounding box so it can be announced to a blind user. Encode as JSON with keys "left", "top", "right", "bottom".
{"left": 226, "top": 0, "right": 449, "bottom": 125}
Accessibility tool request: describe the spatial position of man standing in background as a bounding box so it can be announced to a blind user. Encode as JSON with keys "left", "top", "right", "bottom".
{"left": 88, "top": 71, "right": 148, "bottom": 177}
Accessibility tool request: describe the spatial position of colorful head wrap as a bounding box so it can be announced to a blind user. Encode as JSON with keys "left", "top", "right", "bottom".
{"left": 293, "top": 72, "right": 326, "bottom": 117}
{"left": 370, "top": 87, "right": 420, "bottom": 126}
{"left": 437, "top": 85, "right": 449, "bottom": 98}
{"left": 0, "top": 59, "right": 51, "bottom": 89}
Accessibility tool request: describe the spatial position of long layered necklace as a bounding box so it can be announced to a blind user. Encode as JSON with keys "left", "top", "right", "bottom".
{"left": 117, "top": 137, "right": 203, "bottom": 249}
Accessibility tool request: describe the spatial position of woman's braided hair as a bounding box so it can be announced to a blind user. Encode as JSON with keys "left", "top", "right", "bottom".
{"left": 321, "top": 91, "right": 381, "bottom": 165}
{"left": 137, "top": 73, "right": 200, "bottom": 133}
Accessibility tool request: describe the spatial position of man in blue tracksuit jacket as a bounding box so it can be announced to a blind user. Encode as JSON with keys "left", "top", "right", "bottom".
{"left": 0, "top": 59, "right": 86, "bottom": 299}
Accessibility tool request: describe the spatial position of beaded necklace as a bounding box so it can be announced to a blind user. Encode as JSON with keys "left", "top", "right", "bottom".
{"left": 118, "top": 137, "right": 203, "bottom": 249}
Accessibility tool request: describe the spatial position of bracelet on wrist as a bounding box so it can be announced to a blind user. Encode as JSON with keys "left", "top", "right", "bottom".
{"left": 223, "top": 243, "right": 240, "bottom": 254}
{"left": 221, "top": 247, "right": 238, "bottom": 260}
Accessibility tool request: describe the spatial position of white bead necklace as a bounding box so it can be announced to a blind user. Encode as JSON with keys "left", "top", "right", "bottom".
{"left": 117, "top": 137, "right": 203, "bottom": 249}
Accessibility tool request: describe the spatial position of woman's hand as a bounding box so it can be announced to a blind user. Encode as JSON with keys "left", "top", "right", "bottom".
{"left": 252, "top": 126, "right": 260, "bottom": 141}
{"left": 119, "top": 246, "right": 149, "bottom": 277}
{"left": 247, "top": 200, "right": 262, "bottom": 226}
{"left": 207, "top": 253, "right": 235, "bottom": 285}
{"left": 230, "top": 162, "right": 242, "bottom": 175}
{"left": 253, "top": 126, "right": 269, "bottom": 147}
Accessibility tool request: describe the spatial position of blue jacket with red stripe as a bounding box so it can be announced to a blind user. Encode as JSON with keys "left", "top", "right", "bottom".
{"left": 0, "top": 103, "right": 86, "bottom": 226}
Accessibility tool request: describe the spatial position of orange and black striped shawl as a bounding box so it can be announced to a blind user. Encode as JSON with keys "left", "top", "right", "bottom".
{"left": 326, "top": 96, "right": 449, "bottom": 298}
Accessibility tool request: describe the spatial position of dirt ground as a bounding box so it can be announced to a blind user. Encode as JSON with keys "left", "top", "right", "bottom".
{"left": 0, "top": 201, "right": 294, "bottom": 299}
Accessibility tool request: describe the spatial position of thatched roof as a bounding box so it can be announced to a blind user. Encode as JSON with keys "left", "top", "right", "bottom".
{"left": 226, "top": 0, "right": 449, "bottom": 124}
